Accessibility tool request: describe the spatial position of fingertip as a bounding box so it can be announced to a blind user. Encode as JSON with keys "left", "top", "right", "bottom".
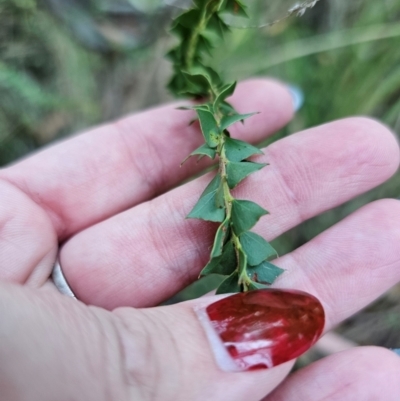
{"left": 268, "top": 346, "right": 400, "bottom": 401}
{"left": 340, "top": 116, "right": 400, "bottom": 176}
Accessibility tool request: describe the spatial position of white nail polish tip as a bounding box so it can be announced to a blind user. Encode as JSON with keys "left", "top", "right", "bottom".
{"left": 195, "top": 307, "right": 241, "bottom": 372}
{"left": 287, "top": 84, "right": 304, "bottom": 112}
{"left": 195, "top": 307, "right": 274, "bottom": 372}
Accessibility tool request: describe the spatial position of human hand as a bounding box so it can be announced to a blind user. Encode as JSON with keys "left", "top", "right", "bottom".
{"left": 1, "top": 79, "right": 400, "bottom": 401}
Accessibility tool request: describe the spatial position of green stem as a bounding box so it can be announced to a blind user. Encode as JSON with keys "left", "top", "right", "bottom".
{"left": 184, "top": 0, "right": 225, "bottom": 70}
{"left": 218, "top": 128, "right": 251, "bottom": 290}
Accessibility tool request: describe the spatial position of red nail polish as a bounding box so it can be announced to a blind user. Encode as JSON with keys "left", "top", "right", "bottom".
{"left": 200, "top": 289, "right": 325, "bottom": 372}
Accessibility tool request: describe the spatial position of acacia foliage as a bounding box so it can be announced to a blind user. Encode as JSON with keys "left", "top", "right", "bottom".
{"left": 168, "top": 0, "right": 284, "bottom": 293}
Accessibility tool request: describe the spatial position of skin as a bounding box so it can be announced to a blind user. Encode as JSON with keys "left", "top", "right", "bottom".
{"left": 0, "top": 78, "right": 400, "bottom": 401}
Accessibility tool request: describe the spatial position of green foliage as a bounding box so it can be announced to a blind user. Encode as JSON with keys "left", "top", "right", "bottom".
{"left": 220, "top": 112, "right": 257, "bottom": 130}
{"left": 168, "top": 0, "right": 281, "bottom": 293}
{"left": 196, "top": 108, "right": 221, "bottom": 147}
{"left": 231, "top": 199, "right": 268, "bottom": 234}
{"left": 216, "top": 272, "right": 241, "bottom": 294}
{"left": 240, "top": 231, "right": 277, "bottom": 266}
{"left": 200, "top": 240, "right": 236, "bottom": 277}
{"left": 187, "top": 174, "right": 226, "bottom": 222}
{"left": 224, "top": 137, "right": 263, "bottom": 162}
{"left": 226, "top": 161, "right": 266, "bottom": 188}
{"left": 183, "top": 144, "right": 217, "bottom": 164}
{"left": 0, "top": 0, "right": 168, "bottom": 166}
{"left": 247, "top": 261, "right": 285, "bottom": 285}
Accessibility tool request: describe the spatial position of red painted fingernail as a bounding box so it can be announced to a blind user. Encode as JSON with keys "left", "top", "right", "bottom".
{"left": 196, "top": 289, "right": 325, "bottom": 372}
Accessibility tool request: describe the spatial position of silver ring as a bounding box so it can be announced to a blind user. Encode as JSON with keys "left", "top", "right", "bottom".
{"left": 52, "top": 258, "right": 77, "bottom": 299}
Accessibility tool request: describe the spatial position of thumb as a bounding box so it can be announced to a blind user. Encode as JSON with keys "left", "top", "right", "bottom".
{"left": 114, "top": 291, "right": 308, "bottom": 401}
{"left": 0, "top": 283, "right": 323, "bottom": 401}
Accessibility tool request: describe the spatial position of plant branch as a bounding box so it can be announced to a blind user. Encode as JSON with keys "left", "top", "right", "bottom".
{"left": 167, "top": 0, "right": 284, "bottom": 294}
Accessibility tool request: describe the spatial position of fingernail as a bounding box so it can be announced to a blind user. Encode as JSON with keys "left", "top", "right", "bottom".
{"left": 287, "top": 84, "right": 304, "bottom": 112}
{"left": 391, "top": 348, "right": 400, "bottom": 356}
{"left": 196, "top": 289, "right": 325, "bottom": 372}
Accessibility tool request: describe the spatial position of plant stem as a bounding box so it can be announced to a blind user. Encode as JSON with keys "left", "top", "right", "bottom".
{"left": 184, "top": 0, "right": 225, "bottom": 71}
{"left": 218, "top": 127, "right": 251, "bottom": 290}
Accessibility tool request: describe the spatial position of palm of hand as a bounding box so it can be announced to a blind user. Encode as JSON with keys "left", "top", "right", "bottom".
{"left": 1, "top": 79, "right": 400, "bottom": 401}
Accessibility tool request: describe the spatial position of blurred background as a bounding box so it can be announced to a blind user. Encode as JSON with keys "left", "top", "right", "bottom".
{"left": 1, "top": 0, "right": 400, "bottom": 365}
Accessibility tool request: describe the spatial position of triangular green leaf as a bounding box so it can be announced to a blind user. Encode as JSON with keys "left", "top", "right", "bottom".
{"left": 240, "top": 231, "right": 278, "bottom": 266}
{"left": 214, "top": 81, "right": 236, "bottom": 109}
{"left": 220, "top": 112, "right": 258, "bottom": 131}
{"left": 224, "top": 137, "right": 263, "bottom": 162}
{"left": 247, "top": 261, "right": 284, "bottom": 284}
{"left": 231, "top": 200, "right": 268, "bottom": 235}
{"left": 200, "top": 28, "right": 220, "bottom": 47}
{"left": 219, "top": 101, "right": 237, "bottom": 116}
{"left": 208, "top": 12, "right": 230, "bottom": 37}
{"left": 211, "top": 218, "right": 230, "bottom": 258}
{"left": 193, "top": 104, "right": 211, "bottom": 112}
{"left": 200, "top": 240, "right": 236, "bottom": 277}
{"left": 196, "top": 108, "right": 220, "bottom": 148}
{"left": 226, "top": 161, "right": 266, "bottom": 189}
{"left": 216, "top": 271, "right": 241, "bottom": 294}
{"left": 181, "top": 143, "right": 216, "bottom": 165}
{"left": 187, "top": 174, "right": 225, "bottom": 222}
{"left": 173, "top": 9, "right": 201, "bottom": 29}
{"left": 182, "top": 71, "right": 210, "bottom": 96}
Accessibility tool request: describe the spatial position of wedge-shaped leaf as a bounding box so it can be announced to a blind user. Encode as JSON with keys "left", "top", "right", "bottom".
{"left": 200, "top": 240, "right": 236, "bottom": 277}
{"left": 224, "top": 137, "right": 263, "bottom": 162}
{"left": 196, "top": 108, "right": 220, "bottom": 148}
{"left": 187, "top": 174, "right": 225, "bottom": 222}
{"left": 240, "top": 231, "right": 278, "bottom": 266}
{"left": 219, "top": 101, "right": 237, "bottom": 116}
{"left": 182, "top": 71, "right": 210, "bottom": 96}
{"left": 247, "top": 261, "right": 284, "bottom": 284}
{"left": 216, "top": 271, "right": 241, "bottom": 294}
{"left": 211, "top": 218, "right": 230, "bottom": 258}
{"left": 197, "top": 34, "right": 214, "bottom": 55}
{"left": 231, "top": 200, "right": 268, "bottom": 235}
{"left": 214, "top": 82, "right": 236, "bottom": 109}
{"left": 220, "top": 112, "right": 257, "bottom": 131}
{"left": 191, "top": 64, "right": 222, "bottom": 92}
{"left": 193, "top": 104, "right": 211, "bottom": 112}
{"left": 173, "top": 9, "right": 201, "bottom": 29}
{"left": 226, "top": 161, "right": 266, "bottom": 189}
{"left": 200, "top": 28, "right": 220, "bottom": 47}
{"left": 181, "top": 144, "right": 216, "bottom": 165}
{"left": 208, "top": 12, "right": 230, "bottom": 37}
{"left": 169, "top": 22, "right": 189, "bottom": 40}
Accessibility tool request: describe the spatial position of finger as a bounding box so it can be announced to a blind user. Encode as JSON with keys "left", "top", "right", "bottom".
{"left": 0, "top": 281, "right": 134, "bottom": 401}
{"left": 60, "top": 117, "right": 400, "bottom": 308}
{"left": 273, "top": 199, "right": 400, "bottom": 329}
{"left": 112, "top": 199, "right": 400, "bottom": 400}
{"left": 1, "top": 277, "right": 398, "bottom": 401}
{"left": 0, "top": 279, "right": 291, "bottom": 401}
{"left": 265, "top": 347, "right": 400, "bottom": 401}
{"left": 0, "top": 179, "right": 57, "bottom": 285}
{"left": 1, "top": 79, "right": 294, "bottom": 239}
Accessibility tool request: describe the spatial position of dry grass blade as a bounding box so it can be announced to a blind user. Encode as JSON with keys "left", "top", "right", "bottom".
{"left": 288, "top": 0, "right": 321, "bottom": 17}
